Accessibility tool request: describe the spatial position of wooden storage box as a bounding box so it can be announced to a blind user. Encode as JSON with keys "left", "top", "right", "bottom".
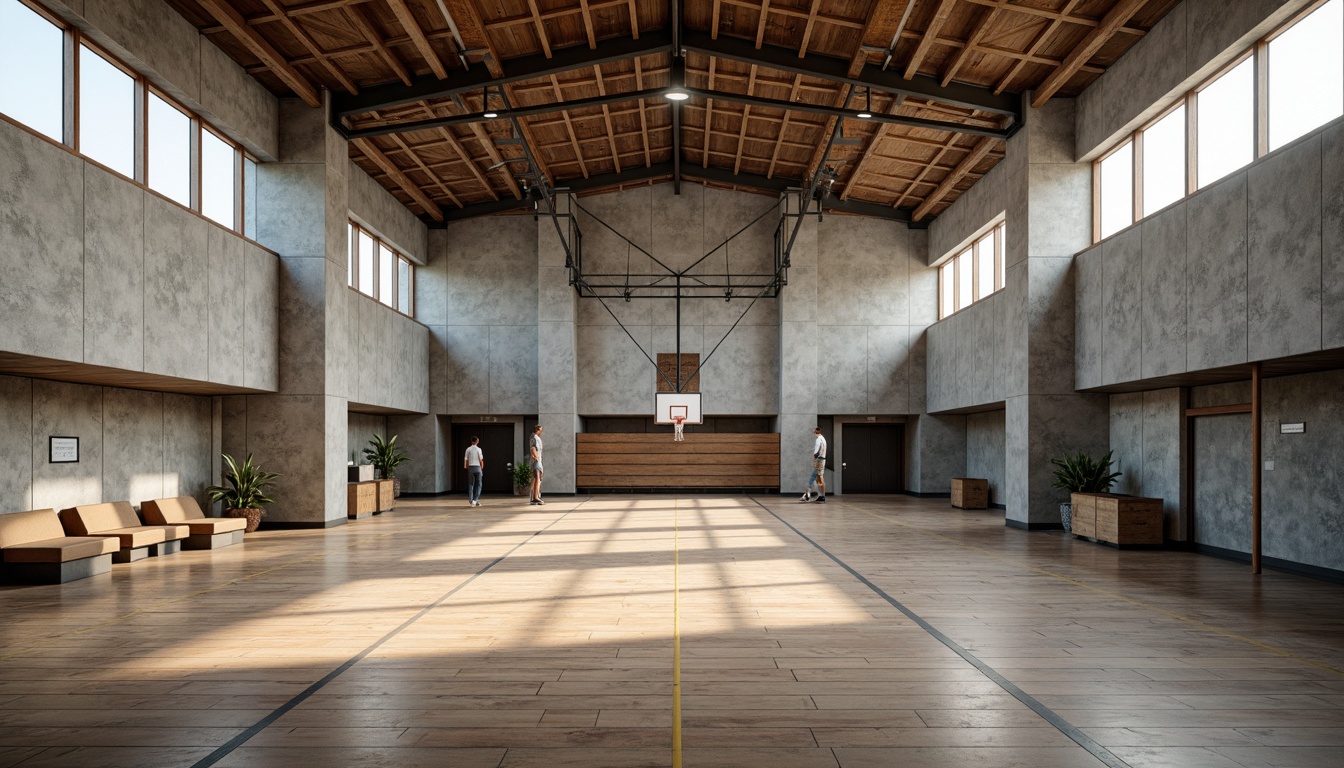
{"left": 951, "top": 478, "right": 989, "bottom": 509}
{"left": 1072, "top": 493, "right": 1163, "bottom": 546}
{"left": 347, "top": 482, "right": 376, "bottom": 520}
{"left": 375, "top": 479, "right": 395, "bottom": 513}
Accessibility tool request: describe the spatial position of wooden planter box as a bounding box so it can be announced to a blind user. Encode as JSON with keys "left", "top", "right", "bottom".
{"left": 951, "top": 478, "right": 989, "bottom": 509}
{"left": 348, "top": 482, "right": 376, "bottom": 520}
{"left": 1070, "top": 492, "right": 1163, "bottom": 546}
{"left": 375, "top": 479, "right": 395, "bottom": 513}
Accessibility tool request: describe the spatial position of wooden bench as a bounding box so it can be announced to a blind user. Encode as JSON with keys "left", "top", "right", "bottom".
{"left": 0, "top": 509, "right": 120, "bottom": 584}
{"left": 577, "top": 433, "right": 780, "bottom": 489}
{"left": 59, "top": 502, "right": 190, "bottom": 562}
{"left": 142, "top": 497, "right": 246, "bottom": 550}
{"left": 1070, "top": 492, "right": 1164, "bottom": 546}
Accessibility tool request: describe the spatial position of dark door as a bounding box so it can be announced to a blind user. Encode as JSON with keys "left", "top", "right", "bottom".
{"left": 841, "top": 424, "right": 905, "bottom": 493}
{"left": 453, "top": 424, "right": 514, "bottom": 494}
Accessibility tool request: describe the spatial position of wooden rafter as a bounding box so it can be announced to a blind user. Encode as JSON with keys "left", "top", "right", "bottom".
{"left": 527, "top": 0, "right": 554, "bottom": 58}
{"left": 703, "top": 58, "right": 717, "bottom": 168}
{"left": 256, "top": 0, "right": 359, "bottom": 93}
{"left": 385, "top": 130, "right": 464, "bottom": 208}
{"left": 627, "top": 0, "right": 639, "bottom": 38}
{"left": 593, "top": 66, "right": 621, "bottom": 173}
{"left": 550, "top": 76, "right": 589, "bottom": 177}
{"left": 345, "top": 3, "right": 412, "bottom": 86}
{"left": 840, "top": 96, "right": 904, "bottom": 200}
{"left": 467, "top": 122, "right": 523, "bottom": 197}
{"left": 963, "top": 0, "right": 1146, "bottom": 32}
{"left": 733, "top": 66, "right": 759, "bottom": 174}
{"left": 195, "top": 0, "right": 321, "bottom": 106}
{"left": 941, "top": 0, "right": 1009, "bottom": 87}
{"left": 799, "top": 0, "right": 822, "bottom": 58}
{"left": 712, "top": 0, "right": 723, "bottom": 39}
{"left": 903, "top": 0, "right": 958, "bottom": 80}
{"left": 578, "top": 0, "right": 597, "bottom": 48}
{"left": 352, "top": 137, "right": 445, "bottom": 221}
{"left": 912, "top": 136, "right": 996, "bottom": 220}
{"left": 386, "top": 0, "right": 449, "bottom": 79}
{"left": 1032, "top": 0, "right": 1148, "bottom": 107}
{"left": 892, "top": 132, "right": 961, "bottom": 209}
{"left": 415, "top": 102, "right": 500, "bottom": 200}
{"left": 755, "top": 0, "right": 772, "bottom": 48}
{"left": 634, "top": 58, "right": 652, "bottom": 167}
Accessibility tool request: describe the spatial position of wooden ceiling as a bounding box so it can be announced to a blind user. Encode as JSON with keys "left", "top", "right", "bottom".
{"left": 166, "top": 0, "right": 1177, "bottom": 225}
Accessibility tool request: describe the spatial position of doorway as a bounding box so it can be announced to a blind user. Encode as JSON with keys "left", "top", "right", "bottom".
{"left": 840, "top": 424, "right": 905, "bottom": 493}
{"left": 452, "top": 424, "right": 515, "bottom": 495}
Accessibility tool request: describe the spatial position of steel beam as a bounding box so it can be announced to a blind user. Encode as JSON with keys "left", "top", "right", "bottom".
{"left": 332, "top": 31, "right": 674, "bottom": 119}
{"left": 343, "top": 88, "right": 667, "bottom": 139}
{"left": 681, "top": 28, "right": 1021, "bottom": 121}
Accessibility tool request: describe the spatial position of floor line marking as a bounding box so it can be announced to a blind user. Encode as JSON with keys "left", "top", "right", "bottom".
{"left": 672, "top": 497, "right": 683, "bottom": 768}
{"left": 752, "top": 497, "right": 1131, "bottom": 768}
{"left": 189, "top": 503, "right": 584, "bottom": 768}
{"left": 849, "top": 503, "right": 1344, "bottom": 679}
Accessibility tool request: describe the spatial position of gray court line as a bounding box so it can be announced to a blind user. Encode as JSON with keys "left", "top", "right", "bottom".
{"left": 752, "top": 497, "right": 1132, "bottom": 768}
{"left": 190, "top": 503, "right": 586, "bottom": 768}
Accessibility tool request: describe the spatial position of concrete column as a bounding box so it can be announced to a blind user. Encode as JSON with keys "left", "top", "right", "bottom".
{"left": 778, "top": 192, "right": 819, "bottom": 493}
{"left": 1002, "top": 97, "right": 1109, "bottom": 528}
{"left": 539, "top": 194, "right": 579, "bottom": 493}
{"left": 223, "top": 97, "right": 349, "bottom": 526}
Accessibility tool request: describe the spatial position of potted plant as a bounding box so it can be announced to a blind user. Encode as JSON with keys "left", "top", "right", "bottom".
{"left": 206, "top": 453, "right": 279, "bottom": 533}
{"left": 510, "top": 461, "right": 532, "bottom": 496}
{"left": 364, "top": 434, "right": 410, "bottom": 497}
{"left": 1050, "top": 450, "right": 1122, "bottom": 533}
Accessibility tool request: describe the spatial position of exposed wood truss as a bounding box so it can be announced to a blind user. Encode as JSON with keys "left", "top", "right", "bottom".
{"left": 164, "top": 0, "right": 1177, "bottom": 224}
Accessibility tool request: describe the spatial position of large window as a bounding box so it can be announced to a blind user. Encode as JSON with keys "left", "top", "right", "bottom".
{"left": 349, "top": 221, "right": 416, "bottom": 317}
{"left": 939, "top": 218, "right": 1006, "bottom": 319}
{"left": 0, "top": 0, "right": 63, "bottom": 141}
{"left": 0, "top": 0, "right": 252, "bottom": 235}
{"left": 1095, "top": 0, "right": 1344, "bottom": 241}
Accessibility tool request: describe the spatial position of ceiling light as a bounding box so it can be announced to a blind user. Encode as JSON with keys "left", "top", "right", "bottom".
{"left": 482, "top": 86, "right": 499, "bottom": 118}
{"left": 857, "top": 87, "right": 873, "bottom": 119}
{"left": 857, "top": 109, "right": 872, "bottom": 119}
{"left": 483, "top": 109, "right": 499, "bottom": 118}
{"left": 665, "top": 88, "right": 690, "bottom": 101}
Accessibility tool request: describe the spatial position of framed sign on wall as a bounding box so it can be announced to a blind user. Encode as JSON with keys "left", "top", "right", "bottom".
{"left": 49, "top": 436, "right": 79, "bottom": 464}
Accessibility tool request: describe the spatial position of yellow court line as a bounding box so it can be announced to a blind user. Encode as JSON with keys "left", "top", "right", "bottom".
{"left": 672, "top": 497, "right": 683, "bottom": 768}
{"left": 0, "top": 505, "right": 564, "bottom": 662}
{"left": 846, "top": 504, "right": 1344, "bottom": 679}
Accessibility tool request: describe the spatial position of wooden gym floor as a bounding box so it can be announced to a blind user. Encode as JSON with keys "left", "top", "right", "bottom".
{"left": 1, "top": 494, "right": 1342, "bottom": 768}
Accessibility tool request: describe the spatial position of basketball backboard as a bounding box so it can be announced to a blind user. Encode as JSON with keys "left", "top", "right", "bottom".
{"left": 655, "top": 392, "right": 702, "bottom": 425}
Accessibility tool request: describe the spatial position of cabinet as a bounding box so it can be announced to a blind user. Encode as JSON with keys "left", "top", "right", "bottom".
{"left": 1071, "top": 493, "right": 1163, "bottom": 546}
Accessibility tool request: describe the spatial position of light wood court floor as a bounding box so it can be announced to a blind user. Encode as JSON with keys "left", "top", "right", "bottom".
{"left": 1, "top": 495, "right": 1343, "bottom": 768}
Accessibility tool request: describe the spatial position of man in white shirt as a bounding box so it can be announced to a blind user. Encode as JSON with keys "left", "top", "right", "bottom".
{"left": 464, "top": 436, "right": 484, "bottom": 507}
{"left": 799, "top": 427, "right": 827, "bottom": 504}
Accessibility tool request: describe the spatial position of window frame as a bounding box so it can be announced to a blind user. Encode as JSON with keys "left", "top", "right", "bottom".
{"left": 937, "top": 217, "right": 1007, "bottom": 320}
{"left": 348, "top": 220, "right": 417, "bottom": 318}
{"left": 1093, "top": 0, "right": 1342, "bottom": 243}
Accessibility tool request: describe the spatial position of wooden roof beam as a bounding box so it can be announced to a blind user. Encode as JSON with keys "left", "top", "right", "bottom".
{"left": 628, "top": 0, "right": 640, "bottom": 38}
{"left": 912, "top": 137, "right": 996, "bottom": 220}
{"left": 385, "top": 132, "right": 464, "bottom": 208}
{"left": 345, "top": 5, "right": 413, "bottom": 86}
{"left": 766, "top": 74, "right": 804, "bottom": 179}
{"left": 579, "top": 0, "right": 597, "bottom": 48}
{"left": 635, "top": 58, "right": 652, "bottom": 166}
{"left": 941, "top": 0, "right": 1009, "bottom": 87}
{"left": 755, "top": 0, "right": 772, "bottom": 48}
{"left": 594, "top": 66, "right": 622, "bottom": 173}
{"left": 386, "top": 0, "right": 449, "bottom": 79}
{"left": 799, "top": 0, "right": 822, "bottom": 57}
{"left": 527, "top": 0, "right": 554, "bottom": 58}
{"left": 352, "top": 137, "right": 445, "bottom": 221}
{"left": 841, "top": 95, "right": 904, "bottom": 200}
{"left": 733, "top": 66, "right": 759, "bottom": 174}
{"left": 1032, "top": 0, "right": 1148, "bottom": 108}
{"left": 550, "top": 76, "right": 589, "bottom": 178}
{"left": 903, "top": 0, "right": 958, "bottom": 80}
{"left": 195, "top": 0, "right": 321, "bottom": 107}
{"left": 256, "top": 0, "right": 359, "bottom": 93}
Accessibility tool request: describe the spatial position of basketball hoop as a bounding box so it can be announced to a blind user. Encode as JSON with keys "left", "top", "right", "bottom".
{"left": 673, "top": 415, "right": 686, "bottom": 442}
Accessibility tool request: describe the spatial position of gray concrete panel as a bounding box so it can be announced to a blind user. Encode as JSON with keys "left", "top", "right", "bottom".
{"left": 83, "top": 165, "right": 145, "bottom": 372}
{"left": 1003, "top": 261, "right": 1029, "bottom": 398}
{"left": 347, "top": 413, "right": 387, "bottom": 464}
{"left": 199, "top": 37, "right": 279, "bottom": 161}
{"left": 1324, "top": 120, "right": 1344, "bottom": 350}
{"left": 440, "top": 326, "right": 490, "bottom": 414}
{"left": 908, "top": 327, "right": 927, "bottom": 414}
{"left": 910, "top": 413, "right": 965, "bottom": 495}
{"left": 1026, "top": 257, "right": 1078, "bottom": 394}
{"left": 780, "top": 321, "right": 818, "bottom": 415}
{"left": 1109, "top": 392, "right": 1145, "bottom": 497}
{"left": 0, "top": 122, "right": 84, "bottom": 362}
{"left": 31, "top": 380, "right": 103, "bottom": 512}
{"left": 924, "top": 321, "right": 949, "bottom": 414}
{"left": 701, "top": 323, "right": 778, "bottom": 415}
{"left": 1141, "top": 203, "right": 1188, "bottom": 378}
{"left": 101, "top": 388, "right": 165, "bottom": 506}
{"left": 1187, "top": 0, "right": 1307, "bottom": 87}
{"left": 208, "top": 226, "right": 246, "bottom": 387}
{"left": 817, "top": 325, "right": 867, "bottom": 414}
{"left": 385, "top": 413, "right": 439, "bottom": 494}
{"left": 241, "top": 394, "right": 327, "bottom": 524}
{"left": 143, "top": 195, "right": 210, "bottom": 381}
{"left": 650, "top": 184, "right": 704, "bottom": 271}
{"left": 1005, "top": 169, "right": 1028, "bottom": 268}
{"left": 966, "top": 410, "right": 1006, "bottom": 506}
{"left": 818, "top": 217, "right": 910, "bottom": 326}
{"left": 538, "top": 321, "right": 577, "bottom": 415}
{"left": 163, "top": 393, "right": 211, "bottom": 501}
{"left": 84, "top": 0, "right": 201, "bottom": 104}
{"left": 578, "top": 325, "right": 652, "bottom": 415}
{"left": 0, "top": 376, "right": 34, "bottom": 513}
{"left": 1142, "top": 388, "right": 1183, "bottom": 537}
{"left": 536, "top": 412, "right": 577, "bottom": 493}
{"left": 1074, "top": 246, "right": 1103, "bottom": 389}
{"left": 1248, "top": 134, "right": 1323, "bottom": 361}
{"left": 256, "top": 163, "right": 327, "bottom": 258}
{"left": 928, "top": 162, "right": 1007, "bottom": 263}
{"left": 1026, "top": 163, "right": 1091, "bottom": 261}
{"left": 276, "top": 257, "right": 328, "bottom": 395}
{"left": 489, "top": 325, "right": 539, "bottom": 414}
{"left": 1186, "top": 174, "right": 1249, "bottom": 370}
{"left": 440, "top": 219, "right": 539, "bottom": 326}
{"left": 1192, "top": 412, "right": 1252, "bottom": 553}
{"left": 243, "top": 243, "right": 280, "bottom": 392}
{"left": 866, "top": 325, "right": 911, "bottom": 414}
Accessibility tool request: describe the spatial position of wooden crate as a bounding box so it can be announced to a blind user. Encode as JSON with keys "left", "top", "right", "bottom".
{"left": 1072, "top": 493, "right": 1163, "bottom": 545}
{"left": 375, "top": 480, "right": 395, "bottom": 513}
{"left": 951, "top": 478, "right": 989, "bottom": 509}
{"left": 347, "top": 482, "right": 376, "bottom": 520}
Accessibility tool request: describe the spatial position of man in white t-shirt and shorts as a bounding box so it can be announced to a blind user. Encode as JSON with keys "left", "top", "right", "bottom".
{"left": 528, "top": 425, "right": 545, "bottom": 505}
{"left": 463, "top": 436, "right": 484, "bottom": 507}
{"left": 799, "top": 427, "right": 827, "bottom": 504}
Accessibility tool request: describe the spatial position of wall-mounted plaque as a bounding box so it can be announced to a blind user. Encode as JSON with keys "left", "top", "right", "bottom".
{"left": 49, "top": 436, "right": 79, "bottom": 464}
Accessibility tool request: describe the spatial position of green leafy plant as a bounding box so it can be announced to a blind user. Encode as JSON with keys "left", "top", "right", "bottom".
{"left": 364, "top": 434, "right": 410, "bottom": 479}
{"left": 206, "top": 453, "right": 280, "bottom": 512}
{"left": 510, "top": 461, "right": 533, "bottom": 488}
{"left": 1050, "top": 450, "right": 1122, "bottom": 494}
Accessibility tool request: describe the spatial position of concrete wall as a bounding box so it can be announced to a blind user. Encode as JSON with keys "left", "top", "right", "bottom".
{"left": 1077, "top": 117, "right": 1344, "bottom": 390}
{"left": 348, "top": 159, "right": 428, "bottom": 263}
{"left": 1077, "top": 0, "right": 1313, "bottom": 159}
{"left": 344, "top": 293, "right": 430, "bottom": 413}
{"left": 1108, "top": 388, "right": 1184, "bottom": 538}
{"left": 966, "top": 410, "right": 1006, "bottom": 506}
{"left": 346, "top": 413, "right": 387, "bottom": 465}
{"left": 927, "top": 161, "right": 1008, "bottom": 264}
{"left": 0, "top": 375, "right": 212, "bottom": 515}
{"left": 925, "top": 291, "right": 1008, "bottom": 413}
{"left": 0, "top": 118, "right": 281, "bottom": 391}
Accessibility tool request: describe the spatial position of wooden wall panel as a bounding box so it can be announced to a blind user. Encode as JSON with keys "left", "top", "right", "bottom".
{"left": 576, "top": 432, "right": 779, "bottom": 488}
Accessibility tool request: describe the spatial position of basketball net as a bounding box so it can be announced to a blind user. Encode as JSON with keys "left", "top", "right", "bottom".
{"left": 673, "top": 415, "right": 685, "bottom": 442}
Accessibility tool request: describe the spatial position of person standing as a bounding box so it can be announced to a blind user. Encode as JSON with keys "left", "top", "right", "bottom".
{"left": 463, "top": 436, "right": 484, "bottom": 507}
{"left": 799, "top": 427, "right": 827, "bottom": 504}
{"left": 528, "top": 425, "right": 545, "bottom": 505}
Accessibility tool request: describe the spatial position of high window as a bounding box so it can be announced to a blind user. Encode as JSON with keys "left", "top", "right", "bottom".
{"left": 938, "top": 218, "right": 1006, "bottom": 319}
{"left": 348, "top": 221, "right": 416, "bottom": 317}
{"left": 1094, "top": 0, "right": 1344, "bottom": 241}
{"left": 0, "top": 0, "right": 254, "bottom": 235}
